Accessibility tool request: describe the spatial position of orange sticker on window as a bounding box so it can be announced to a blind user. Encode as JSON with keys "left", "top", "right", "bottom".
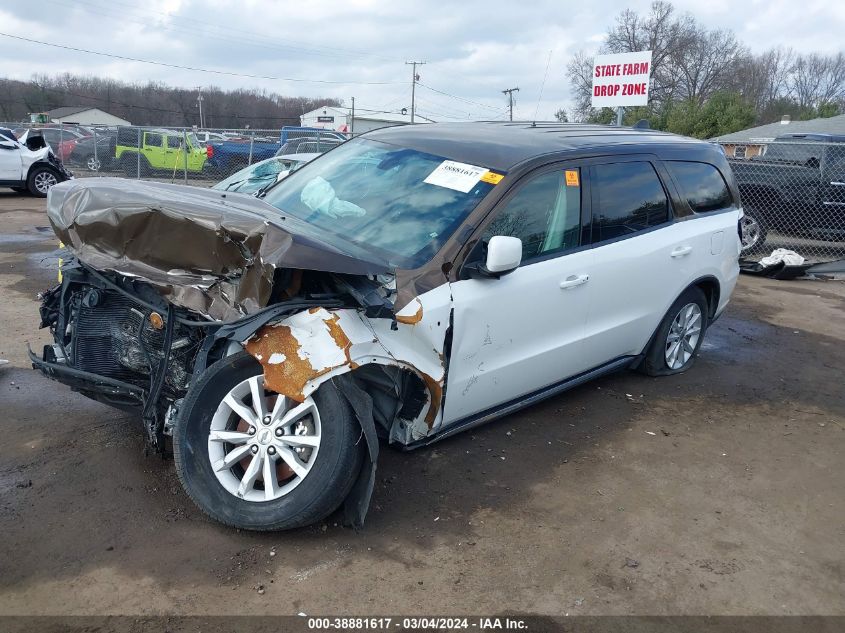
{"left": 480, "top": 171, "right": 504, "bottom": 185}
{"left": 565, "top": 170, "right": 580, "bottom": 186}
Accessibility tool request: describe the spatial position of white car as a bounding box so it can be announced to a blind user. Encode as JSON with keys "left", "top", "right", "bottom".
{"left": 211, "top": 153, "right": 319, "bottom": 195}
{"left": 0, "top": 127, "right": 72, "bottom": 196}
{"left": 34, "top": 122, "right": 741, "bottom": 530}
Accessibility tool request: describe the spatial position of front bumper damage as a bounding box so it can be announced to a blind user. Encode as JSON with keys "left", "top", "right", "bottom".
{"left": 35, "top": 179, "right": 454, "bottom": 527}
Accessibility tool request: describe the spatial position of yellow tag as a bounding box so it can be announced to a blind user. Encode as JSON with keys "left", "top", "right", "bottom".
{"left": 565, "top": 170, "right": 580, "bottom": 187}
{"left": 480, "top": 171, "right": 504, "bottom": 185}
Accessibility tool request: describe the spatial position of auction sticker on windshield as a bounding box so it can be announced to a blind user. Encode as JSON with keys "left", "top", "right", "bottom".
{"left": 424, "top": 160, "right": 489, "bottom": 193}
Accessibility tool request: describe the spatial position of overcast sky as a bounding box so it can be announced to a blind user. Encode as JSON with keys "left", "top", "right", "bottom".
{"left": 1, "top": 0, "right": 843, "bottom": 124}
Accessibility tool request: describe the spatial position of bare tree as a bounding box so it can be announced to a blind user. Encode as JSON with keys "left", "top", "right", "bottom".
{"left": 671, "top": 27, "right": 746, "bottom": 104}
{"left": 789, "top": 52, "right": 845, "bottom": 110}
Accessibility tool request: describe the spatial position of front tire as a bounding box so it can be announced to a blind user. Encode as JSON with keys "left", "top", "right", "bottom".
{"left": 641, "top": 287, "right": 709, "bottom": 376}
{"left": 27, "top": 166, "right": 60, "bottom": 197}
{"left": 173, "top": 352, "right": 364, "bottom": 531}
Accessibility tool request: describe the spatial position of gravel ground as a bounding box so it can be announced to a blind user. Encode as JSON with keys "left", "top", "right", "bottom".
{"left": 0, "top": 190, "right": 842, "bottom": 617}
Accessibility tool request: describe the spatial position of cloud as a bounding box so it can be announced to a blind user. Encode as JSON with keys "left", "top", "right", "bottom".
{"left": 0, "top": 0, "right": 842, "bottom": 123}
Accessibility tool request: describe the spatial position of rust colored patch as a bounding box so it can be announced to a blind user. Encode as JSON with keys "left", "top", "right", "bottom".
{"left": 420, "top": 372, "right": 443, "bottom": 428}
{"left": 245, "top": 324, "right": 314, "bottom": 402}
{"left": 308, "top": 306, "right": 321, "bottom": 314}
{"left": 246, "top": 311, "right": 356, "bottom": 402}
{"left": 395, "top": 299, "right": 423, "bottom": 325}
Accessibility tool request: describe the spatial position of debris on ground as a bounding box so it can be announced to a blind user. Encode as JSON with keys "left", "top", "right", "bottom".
{"left": 624, "top": 558, "right": 640, "bottom": 569}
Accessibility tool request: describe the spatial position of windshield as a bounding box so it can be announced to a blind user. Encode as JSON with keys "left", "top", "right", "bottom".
{"left": 213, "top": 157, "right": 291, "bottom": 194}
{"left": 263, "top": 138, "right": 498, "bottom": 268}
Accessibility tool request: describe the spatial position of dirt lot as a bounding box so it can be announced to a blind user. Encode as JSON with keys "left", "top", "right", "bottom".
{"left": 0, "top": 191, "right": 842, "bottom": 617}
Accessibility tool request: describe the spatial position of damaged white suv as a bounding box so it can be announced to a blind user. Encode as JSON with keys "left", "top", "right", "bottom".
{"left": 0, "top": 127, "right": 72, "bottom": 196}
{"left": 32, "top": 122, "right": 741, "bottom": 530}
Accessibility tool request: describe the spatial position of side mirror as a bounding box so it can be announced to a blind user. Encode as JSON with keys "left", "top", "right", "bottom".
{"left": 486, "top": 236, "right": 522, "bottom": 274}
{"left": 465, "top": 235, "right": 522, "bottom": 279}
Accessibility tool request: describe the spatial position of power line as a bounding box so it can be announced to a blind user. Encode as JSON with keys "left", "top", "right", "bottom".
{"left": 0, "top": 32, "right": 405, "bottom": 86}
{"left": 416, "top": 83, "right": 504, "bottom": 113}
{"left": 46, "top": 0, "right": 398, "bottom": 64}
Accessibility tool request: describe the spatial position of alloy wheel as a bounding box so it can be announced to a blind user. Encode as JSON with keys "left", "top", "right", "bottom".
{"left": 207, "top": 375, "right": 321, "bottom": 502}
{"left": 665, "top": 303, "right": 702, "bottom": 370}
{"left": 86, "top": 156, "right": 101, "bottom": 171}
{"left": 34, "top": 171, "right": 58, "bottom": 194}
{"left": 740, "top": 215, "right": 761, "bottom": 252}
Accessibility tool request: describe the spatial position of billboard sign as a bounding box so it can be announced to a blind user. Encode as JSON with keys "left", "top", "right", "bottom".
{"left": 591, "top": 51, "right": 653, "bottom": 108}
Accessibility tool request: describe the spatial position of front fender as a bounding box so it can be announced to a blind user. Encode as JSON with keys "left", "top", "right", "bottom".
{"left": 243, "top": 294, "right": 451, "bottom": 438}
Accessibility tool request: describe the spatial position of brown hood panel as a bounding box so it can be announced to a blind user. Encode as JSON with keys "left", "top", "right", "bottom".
{"left": 48, "top": 178, "right": 390, "bottom": 320}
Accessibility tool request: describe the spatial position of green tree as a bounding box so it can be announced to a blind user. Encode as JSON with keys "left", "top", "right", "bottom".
{"left": 553, "top": 108, "right": 569, "bottom": 122}
{"left": 666, "top": 92, "right": 755, "bottom": 139}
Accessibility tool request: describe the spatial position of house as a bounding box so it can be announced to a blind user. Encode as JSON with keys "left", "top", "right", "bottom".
{"left": 300, "top": 105, "right": 433, "bottom": 134}
{"left": 712, "top": 113, "right": 845, "bottom": 159}
{"left": 33, "top": 106, "right": 131, "bottom": 126}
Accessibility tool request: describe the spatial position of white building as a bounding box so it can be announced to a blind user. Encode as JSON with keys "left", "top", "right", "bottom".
{"left": 300, "top": 105, "right": 432, "bottom": 134}
{"left": 36, "top": 106, "right": 131, "bottom": 126}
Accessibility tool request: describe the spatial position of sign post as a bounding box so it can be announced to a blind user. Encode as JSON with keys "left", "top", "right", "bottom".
{"left": 591, "top": 50, "right": 653, "bottom": 126}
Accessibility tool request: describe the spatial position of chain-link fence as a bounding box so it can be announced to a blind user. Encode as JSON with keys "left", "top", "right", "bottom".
{"left": 723, "top": 139, "right": 845, "bottom": 263}
{"left": 2, "top": 121, "right": 350, "bottom": 188}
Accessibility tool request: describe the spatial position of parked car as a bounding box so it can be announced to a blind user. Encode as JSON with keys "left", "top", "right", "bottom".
{"left": 15, "top": 127, "right": 86, "bottom": 162}
{"left": 0, "top": 127, "right": 72, "bottom": 196}
{"left": 211, "top": 153, "right": 318, "bottom": 195}
{"left": 66, "top": 131, "right": 118, "bottom": 172}
{"left": 32, "top": 122, "right": 740, "bottom": 531}
{"left": 205, "top": 137, "right": 282, "bottom": 177}
{"left": 194, "top": 130, "right": 228, "bottom": 145}
{"left": 277, "top": 136, "right": 344, "bottom": 155}
{"left": 114, "top": 127, "right": 207, "bottom": 176}
{"left": 730, "top": 134, "right": 845, "bottom": 253}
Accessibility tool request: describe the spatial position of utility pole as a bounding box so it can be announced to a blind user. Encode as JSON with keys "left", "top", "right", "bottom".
{"left": 196, "top": 89, "right": 204, "bottom": 129}
{"left": 350, "top": 96, "right": 355, "bottom": 135}
{"left": 405, "top": 61, "right": 426, "bottom": 123}
{"left": 502, "top": 87, "right": 519, "bottom": 121}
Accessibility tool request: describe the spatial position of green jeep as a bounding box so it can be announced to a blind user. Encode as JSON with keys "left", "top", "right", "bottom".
{"left": 115, "top": 127, "right": 207, "bottom": 176}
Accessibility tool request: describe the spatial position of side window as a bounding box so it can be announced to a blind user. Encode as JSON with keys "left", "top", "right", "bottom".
{"left": 144, "top": 133, "right": 163, "bottom": 148}
{"left": 167, "top": 136, "right": 182, "bottom": 149}
{"left": 592, "top": 162, "right": 668, "bottom": 242}
{"left": 666, "top": 161, "right": 734, "bottom": 214}
{"left": 481, "top": 169, "right": 581, "bottom": 263}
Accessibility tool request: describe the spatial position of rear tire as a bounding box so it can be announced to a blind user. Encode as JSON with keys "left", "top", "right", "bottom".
{"left": 641, "top": 287, "right": 709, "bottom": 376}
{"left": 173, "top": 352, "right": 365, "bottom": 531}
{"left": 121, "top": 153, "right": 151, "bottom": 177}
{"left": 740, "top": 210, "right": 768, "bottom": 256}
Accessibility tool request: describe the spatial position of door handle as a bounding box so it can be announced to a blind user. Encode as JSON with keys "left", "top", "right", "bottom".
{"left": 670, "top": 246, "right": 693, "bottom": 258}
{"left": 559, "top": 274, "right": 589, "bottom": 290}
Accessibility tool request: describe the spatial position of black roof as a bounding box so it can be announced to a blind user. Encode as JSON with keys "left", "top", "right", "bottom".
{"left": 775, "top": 133, "right": 845, "bottom": 143}
{"left": 365, "top": 121, "right": 705, "bottom": 172}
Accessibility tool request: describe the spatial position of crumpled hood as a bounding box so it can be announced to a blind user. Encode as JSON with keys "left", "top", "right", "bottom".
{"left": 47, "top": 178, "right": 390, "bottom": 320}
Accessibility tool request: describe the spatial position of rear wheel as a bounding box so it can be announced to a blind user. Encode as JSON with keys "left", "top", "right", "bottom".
{"left": 641, "top": 287, "right": 709, "bottom": 376}
{"left": 173, "top": 352, "right": 365, "bottom": 531}
{"left": 84, "top": 154, "right": 101, "bottom": 171}
{"left": 121, "top": 153, "right": 151, "bottom": 177}
{"left": 740, "top": 211, "right": 768, "bottom": 256}
{"left": 27, "top": 166, "right": 60, "bottom": 197}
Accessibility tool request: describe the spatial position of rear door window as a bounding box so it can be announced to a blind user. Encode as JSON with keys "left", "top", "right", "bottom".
{"left": 167, "top": 136, "right": 182, "bottom": 149}
{"left": 666, "top": 161, "right": 734, "bottom": 213}
{"left": 591, "top": 161, "right": 669, "bottom": 242}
